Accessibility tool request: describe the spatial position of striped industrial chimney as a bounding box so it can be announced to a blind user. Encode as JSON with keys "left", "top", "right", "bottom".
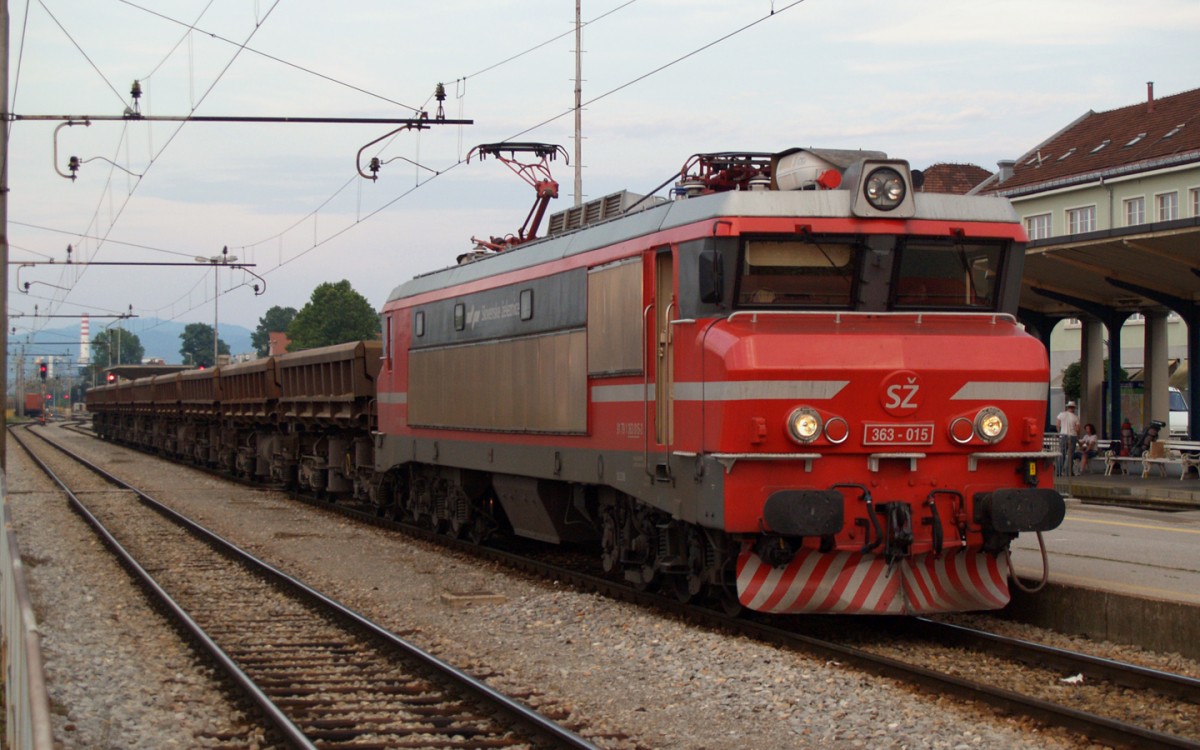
{"left": 80, "top": 313, "right": 90, "bottom": 365}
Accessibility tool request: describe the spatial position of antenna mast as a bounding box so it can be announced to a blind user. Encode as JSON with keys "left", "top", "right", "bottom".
{"left": 573, "top": 0, "right": 583, "bottom": 207}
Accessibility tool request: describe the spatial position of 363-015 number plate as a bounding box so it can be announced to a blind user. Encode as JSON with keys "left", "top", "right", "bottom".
{"left": 863, "top": 423, "right": 935, "bottom": 446}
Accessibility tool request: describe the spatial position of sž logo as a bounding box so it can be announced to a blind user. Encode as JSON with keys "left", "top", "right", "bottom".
{"left": 880, "top": 370, "right": 921, "bottom": 417}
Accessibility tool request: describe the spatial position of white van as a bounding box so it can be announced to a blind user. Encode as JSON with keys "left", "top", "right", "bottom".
{"left": 1169, "top": 387, "right": 1189, "bottom": 437}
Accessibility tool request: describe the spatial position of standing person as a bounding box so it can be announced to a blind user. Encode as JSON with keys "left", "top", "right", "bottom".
{"left": 1055, "top": 401, "right": 1080, "bottom": 475}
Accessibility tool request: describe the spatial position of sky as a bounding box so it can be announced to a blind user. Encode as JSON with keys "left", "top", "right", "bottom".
{"left": 6, "top": 0, "right": 1200, "bottom": 361}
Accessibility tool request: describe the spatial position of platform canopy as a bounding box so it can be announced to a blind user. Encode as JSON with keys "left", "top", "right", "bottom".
{"left": 1019, "top": 218, "right": 1200, "bottom": 317}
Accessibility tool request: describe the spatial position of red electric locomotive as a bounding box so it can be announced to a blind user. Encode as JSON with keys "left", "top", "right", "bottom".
{"left": 373, "top": 146, "right": 1066, "bottom": 615}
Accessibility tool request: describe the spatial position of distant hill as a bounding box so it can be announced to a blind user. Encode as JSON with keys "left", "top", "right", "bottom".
{"left": 18, "top": 318, "right": 255, "bottom": 366}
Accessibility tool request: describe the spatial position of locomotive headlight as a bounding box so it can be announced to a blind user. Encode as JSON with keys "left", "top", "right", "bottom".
{"left": 787, "top": 407, "right": 823, "bottom": 444}
{"left": 864, "top": 167, "right": 907, "bottom": 211}
{"left": 974, "top": 407, "right": 1008, "bottom": 443}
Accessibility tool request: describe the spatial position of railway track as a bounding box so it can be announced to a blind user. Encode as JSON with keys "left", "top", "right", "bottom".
{"left": 13, "top": 424, "right": 601, "bottom": 750}
{"left": 56, "top": 420, "right": 1200, "bottom": 748}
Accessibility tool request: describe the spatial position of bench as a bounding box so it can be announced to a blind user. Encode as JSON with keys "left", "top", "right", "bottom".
{"left": 1104, "top": 440, "right": 1200, "bottom": 479}
{"left": 1103, "top": 451, "right": 1170, "bottom": 478}
{"left": 1165, "top": 440, "right": 1200, "bottom": 480}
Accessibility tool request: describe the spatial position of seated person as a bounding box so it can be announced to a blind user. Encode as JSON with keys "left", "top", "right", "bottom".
{"left": 1076, "top": 423, "right": 1099, "bottom": 471}
{"left": 1118, "top": 421, "right": 1137, "bottom": 457}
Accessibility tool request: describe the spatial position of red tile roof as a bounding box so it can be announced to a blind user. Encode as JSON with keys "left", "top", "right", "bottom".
{"left": 979, "top": 85, "right": 1200, "bottom": 197}
{"left": 918, "top": 163, "right": 993, "bottom": 195}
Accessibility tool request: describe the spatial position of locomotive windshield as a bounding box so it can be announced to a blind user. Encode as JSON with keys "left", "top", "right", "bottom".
{"left": 733, "top": 234, "right": 1007, "bottom": 312}
{"left": 891, "top": 239, "right": 1003, "bottom": 310}
{"left": 737, "top": 238, "right": 858, "bottom": 307}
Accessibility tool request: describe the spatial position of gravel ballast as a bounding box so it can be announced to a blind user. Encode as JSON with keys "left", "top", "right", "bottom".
{"left": 9, "top": 423, "right": 1184, "bottom": 749}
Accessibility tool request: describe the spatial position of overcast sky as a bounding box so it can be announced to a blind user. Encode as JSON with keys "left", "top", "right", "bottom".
{"left": 7, "top": 0, "right": 1199, "bottom": 357}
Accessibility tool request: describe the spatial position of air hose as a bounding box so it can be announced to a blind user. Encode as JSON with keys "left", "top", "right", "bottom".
{"left": 1006, "top": 531, "right": 1050, "bottom": 593}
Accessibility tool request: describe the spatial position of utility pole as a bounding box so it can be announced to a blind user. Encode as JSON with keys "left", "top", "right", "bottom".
{"left": 573, "top": 0, "right": 583, "bottom": 207}
{"left": 2, "top": 1, "right": 11, "bottom": 468}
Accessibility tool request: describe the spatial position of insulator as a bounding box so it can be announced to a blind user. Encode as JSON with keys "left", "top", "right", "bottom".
{"left": 369, "top": 157, "right": 381, "bottom": 176}
{"left": 67, "top": 156, "right": 81, "bottom": 180}
{"left": 130, "top": 80, "right": 142, "bottom": 100}
{"left": 435, "top": 82, "right": 446, "bottom": 120}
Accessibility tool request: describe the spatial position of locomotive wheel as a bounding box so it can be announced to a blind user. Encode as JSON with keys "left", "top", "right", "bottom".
{"left": 600, "top": 509, "right": 620, "bottom": 573}
{"left": 670, "top": 527, "right": 708, "bottom": 603}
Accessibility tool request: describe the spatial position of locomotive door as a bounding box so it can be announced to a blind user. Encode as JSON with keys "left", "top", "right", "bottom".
{"left": 654, "top": 249, "right": 675, "bottom": 452}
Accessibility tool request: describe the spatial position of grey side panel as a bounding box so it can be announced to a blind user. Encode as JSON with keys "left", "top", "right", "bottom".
{"left": 373, "top": 433, "right": 728, "bottom": 529}
{"left": 412, "top": 268, "right": 586, "bottom": 349}
{"left": 409, "top": 330, "right": 588, "bottom": 433}
{"left": 587, "top": 259, "right": 644, "bottom": 376}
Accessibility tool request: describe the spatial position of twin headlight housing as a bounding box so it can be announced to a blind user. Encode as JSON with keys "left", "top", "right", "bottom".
{"left": 849, "top": 160, "right": 917, "bottom": 218}
{"left": 786, "top": 406, "right": 1009, "bottom": 446}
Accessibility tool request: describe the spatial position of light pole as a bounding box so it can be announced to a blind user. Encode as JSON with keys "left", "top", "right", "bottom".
{"left": 101, "top": 305, "right": 133, "bottom": 368}
{"left": 196, "top": 246, "right": 237, "bottom": 366}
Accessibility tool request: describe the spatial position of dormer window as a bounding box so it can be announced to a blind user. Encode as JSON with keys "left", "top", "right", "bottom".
{"left": 1090, "top": 139, "right": 1110, "bottom": 153}
{"left": 1124, "top": 132, "right": 1147, "bottom": 147}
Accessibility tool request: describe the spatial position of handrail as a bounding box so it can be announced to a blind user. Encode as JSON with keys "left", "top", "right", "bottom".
{"left": 724, "top": 309, "right": 1017, "bottom": 325}
{"left": 1, "top": 471, "right": 56, "bottom": 750}
{"left": 642, "top": 302, "right": 655, "bottom": 481}
{"left": 662, "top": 301, "right": 677, "bottom": 481}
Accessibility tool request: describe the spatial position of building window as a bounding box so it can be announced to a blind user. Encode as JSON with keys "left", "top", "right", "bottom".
{"left": 1124, "top": 196, "right": 1145, "bottom": 226}
{"left": 1191, "top": 188, "right": 1200, "bottom": 217}
{"left": 1066, "top": 205, "right": 1096, "bottom": 234}
{"left": 1025, "top": 213, "right": 1051, "bottom": 240}
{"left": 1156, "top": 191, "right": 1178, "bottom": 221}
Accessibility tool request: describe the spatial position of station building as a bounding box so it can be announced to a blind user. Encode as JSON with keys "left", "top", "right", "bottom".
{"left": 971, "top": 83, "right": 1200, "bottom": 439}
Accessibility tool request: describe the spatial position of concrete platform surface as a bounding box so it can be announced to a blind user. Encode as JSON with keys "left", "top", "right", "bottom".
{"left": 1006, "top": 496, "right": 1200, "bottom": 658}
{"left": 1010, "top": 501, "right": 1200, "bottom": 606}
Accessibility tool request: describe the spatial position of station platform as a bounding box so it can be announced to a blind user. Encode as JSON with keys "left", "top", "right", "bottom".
{"left": 1004, "top": 470, "right": 1200, "bottom": 658}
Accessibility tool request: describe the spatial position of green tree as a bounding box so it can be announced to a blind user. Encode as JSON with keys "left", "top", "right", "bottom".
{"left": 92, "top": 327, "right": 145, "bottom": 368}
{"left": 87, "top": 328, "right": 144, "bottom": 384}
{"left": 1061, "top": 359, "right": 1128, "bottom": 402}
{"left": 287, "top": 280, "right": 379, "bottom": 351}
{"left": 179, "top": 322, "right": 230, "bottom": 368}
{"left": 251, "top": 305, "right": 297, "bottom": 357}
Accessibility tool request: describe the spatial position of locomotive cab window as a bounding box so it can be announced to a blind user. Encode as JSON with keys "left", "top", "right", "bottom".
{"left": 414, "top": 311, "right": 425, "bottom": 337}
{"left": 891, "top": 239, "right": 1004, "bottom": 310}
{"left": 454, "top": 303, "right": 465, "bottom": 331}
{"left": 737, "top": 237, "right": 857, "bottom": 308}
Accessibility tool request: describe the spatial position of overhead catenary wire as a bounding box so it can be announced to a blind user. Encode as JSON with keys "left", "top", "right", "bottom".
{"left": 27, "top": 1, "right": 285, "bottom": 328}
{"left": 118, "top": 0, "right": 422, "bottom": 114}
{"left": 235, "top": 1, "right": 809, "bottom": 278}
{"left": 34, "top": 0, "right": 128, "bottom": 107}
{"left": 19, "top": 2, "right": 805, "bottom": 336}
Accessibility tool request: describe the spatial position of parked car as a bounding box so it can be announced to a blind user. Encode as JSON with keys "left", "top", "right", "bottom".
{"left": 1169, "top": 386, "right": 1190, "bottom": 438}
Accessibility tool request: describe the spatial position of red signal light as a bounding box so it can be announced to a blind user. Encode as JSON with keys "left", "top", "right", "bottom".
{"left": 106, "top": 373, "right": 116, "bottom": 383}
{"left": 39, "top": 363, "right": 48, "bottom": 380}
{"left": 45, "top": 394, "right": 52, "bottom": 400}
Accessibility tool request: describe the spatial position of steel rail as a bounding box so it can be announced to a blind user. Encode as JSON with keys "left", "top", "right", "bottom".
{"left": 10, "top": 426, "right": 316, "bottom": 750}
{"left": 69, "top": 419, "right": 1200, "bottom": 749}
{"left": 904, "top": 617, "right": 1200, "bottom": 704}
{"left": 18, "top": 425, "right": 600, "bottom": 750}
{"left": 260, "top": 486, "right": 1200, "bottom": 750}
